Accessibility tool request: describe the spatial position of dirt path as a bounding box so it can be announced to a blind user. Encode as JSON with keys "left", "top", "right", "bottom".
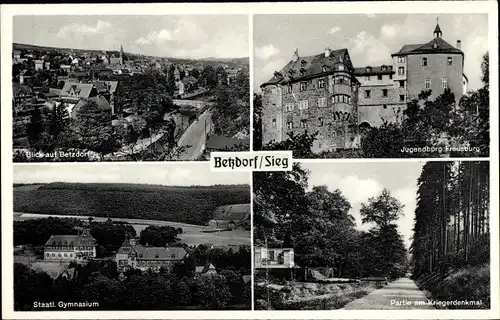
{"left": 341, "top": 277, "right": 433, "bottom": 310}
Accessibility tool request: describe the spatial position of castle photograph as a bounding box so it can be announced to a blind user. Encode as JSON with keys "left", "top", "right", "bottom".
{"left": 253, "top": 14, "right": 489, "bottom": 158}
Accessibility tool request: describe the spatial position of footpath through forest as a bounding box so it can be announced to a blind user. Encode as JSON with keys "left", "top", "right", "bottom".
{"left": 341, "top": 278, "right": 433, "bottom": 310}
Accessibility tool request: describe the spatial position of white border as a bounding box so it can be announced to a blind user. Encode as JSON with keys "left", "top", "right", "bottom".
{"left": 1, "top": 2, "right": 499, "bottom": 319}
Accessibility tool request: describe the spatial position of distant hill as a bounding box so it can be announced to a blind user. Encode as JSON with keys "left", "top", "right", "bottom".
{"left": 12, "top": 43, "right": 249, "bottom": 66}
{"left": 13, "top": 182, "right": 250, "bottom": 225}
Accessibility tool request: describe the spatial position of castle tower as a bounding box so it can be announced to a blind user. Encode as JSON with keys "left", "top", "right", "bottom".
{"left": 433, "top": 18, "right": 442, "bottom": 38}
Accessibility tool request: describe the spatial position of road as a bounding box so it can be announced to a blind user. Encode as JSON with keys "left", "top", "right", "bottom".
{"left": 341, "top": 278, "right": 433, "bottom": 310}
{"left": 176, "top": 110, "right": 213, "bottom": 160}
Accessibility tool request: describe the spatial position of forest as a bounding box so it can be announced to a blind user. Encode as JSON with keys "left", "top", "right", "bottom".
{"left": 411, "top": 161, "right": 490, "bottom": 308}
{"left": 253, "top": 163, "right": 408, "bottom": 279}
{"left": 13, "top": 182, "right": 250, "bottom": 225}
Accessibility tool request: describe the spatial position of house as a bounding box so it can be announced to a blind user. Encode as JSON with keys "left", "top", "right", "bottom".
{"left": 44, "top": 228, "right": 96, "bottom": 263}
{"left": 59, "top": 82, "right": 100, "bottom": 116}
{"left": 116, "top": 234, "right": 187, "bottom": 273}
{"left": 13, "top": 83, "right": 34, "bottom": 112}
{"left": 208, "top": 204, "right": 250, "bottom": 230}
{"left": 13, "top": 50, "right": 21, "bottom": 61}
{"left": 254, "top": 247, "right": 295, "bottom": 269}
{"left": 195, "top": 263, "right": 217, "bottom": 275}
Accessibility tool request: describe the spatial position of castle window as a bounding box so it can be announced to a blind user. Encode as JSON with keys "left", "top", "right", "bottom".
{"left": 285, "top": 103, "right": 294, "bottom": 112}
{"left": 52, "top": 253, "right": 55, "bottom": 257}
{"left": 155, "top": 254, "right": 160, "bottom": 258}
{"left": 272, "top": 119, "right": 277, "bottom": 128}
{"left": 399, "top": 80, "right": 405, "bottom": 88}
{"left": 389, "top": 74, "right": 393, "bottom": 80}
{"left": 318, "top": 97, "right": 327, "bottom": 108}
{"left": 58, "top": 253, "right": 61, "bottom": 257}
{"left": 318, "top": 117, "right": 324, "bottom": 126}
{"left": 300, "top": 119, "right": 308, "bottom": 128}
{"left": 286, "top": 121, "right": 293, "bottom": 129}
{"left": 397, "top": 56, "right": 405, "bottom": 63}
{"left": 365, "top": 76, "right": 370, "bottom": 81}
{"left": 425, "top": 79, "right": 431, "bottom": 89}
{"left": 382, "top": 89, "right": 388, "bottom": 97}
{"left": 365, "top": 90, "right": 371, "bottom": 98}
{"left": 284, "top": 85, "right": 292, "bottom": 93}
{"left": 442, "top": 77, "right": 448, "bottom": 89}
{"left": 377, "top": 74, "right": 383, "bottom": 80}
{"left": 398, "top": 67, "right": 405, "bottom": 75}
{"left": 269, "top": 250, "right": 275, "bottom": 260}
{"left": 383, "top": 104, "right": 387, "bottom": 109}
{"left": 299, "top": 82, "right": 307, "bottom": 91}
{"left": 318, "top": 79, "right": 325, "bottom": 89}
{"left": 422, "top": 57, "right": 428, "bottom": 67}
{"left": 46, "top": 253, "right": 49, "bottom": 257}
{"left": 399, "top": 95, "right": 405, "bottom": 102}
{"left": 64, "top": 253, "right": 67, "bottom": 257}
{"left": 447, "top": 57, "right": 453, "bottom": 65}
{"left": 299, "top": 100, "right": 308, "bottom": 110}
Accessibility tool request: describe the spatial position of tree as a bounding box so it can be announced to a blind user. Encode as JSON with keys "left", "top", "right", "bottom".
{"left": 26, "top": 105, "right": 44, "bottom": 150}
{"left": 190, "top": 68, "right": 200, "bottom": 79}
{"left": 263, "top": 131, "right": 319, "bottom": 158}
{"left": 191, "top": 274, "right": 232, "bottom": 309}
{"left": 139, "top": 225, "right": 179, "bottom": 246}
{"left": 70, "top": 100, "right": 120, "bottom": 158}
{"left": 215, "top": 66, "right": 228, "bottom": 87}
{"left": 174, "top": 280, "right": 192, "bottom": 306}
{"left": 360, "top": 188, "right": 404, "bottom": 229}
{"left": 253, "top": 93, "right": 263, "bottom": 150}
{"left": 200, "top": 65, "right": 217, "bottom": 89}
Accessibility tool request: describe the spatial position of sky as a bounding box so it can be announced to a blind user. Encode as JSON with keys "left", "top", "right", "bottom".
{"left": 13, "top": 15, "right": 249, "bottom": 59}
{"left": 13, "top": 163, "right": 250, "bottom": 186}
{"left": 254, "top": 14, "right": 488, "bottom": 92}
{"left": 301, "top": 161, "right": 426, "bottom": 248}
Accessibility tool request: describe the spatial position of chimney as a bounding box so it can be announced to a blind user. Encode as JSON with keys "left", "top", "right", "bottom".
{"left": 456, "top": 40, "right": 461, "bottom": 50}
{"left": 293, "top": 48, "right": 299, "bottom": 62}
{"left": 325, "top": 47, "right": 331, "bottom": 58}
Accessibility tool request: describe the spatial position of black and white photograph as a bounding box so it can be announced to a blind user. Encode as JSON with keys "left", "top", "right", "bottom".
{"left": 253, "top": 161, "right": 490, "bottom": 310}
{"left": 12, "top": 15, "right": 250, "bottom": 162}
{"left": 12, "top": 163, "right": 251, "bottom": 310}
{"left": 253, "top": 14, "right": 489, "bottom": 158}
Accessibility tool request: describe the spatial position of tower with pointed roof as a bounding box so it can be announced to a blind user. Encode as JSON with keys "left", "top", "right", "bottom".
{"left": 119, "top": 45, "right": 124, "bottom": 65}
{"left": 391, "top": 19, "right": 466, "bottom": 105}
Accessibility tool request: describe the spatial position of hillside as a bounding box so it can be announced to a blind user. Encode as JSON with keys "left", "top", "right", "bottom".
{"left": 13, "top": 182, "right": 250, "bottom": 225}
{"left": 12, "top": 42, "right": 249, "bottom": 66}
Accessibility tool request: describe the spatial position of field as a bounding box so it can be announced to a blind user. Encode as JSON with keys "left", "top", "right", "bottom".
{"left": 13, "top": 182, "right": 250, "bottom": 225}
{"left": 15, "top": 212, "right": 250, "bottom": 246}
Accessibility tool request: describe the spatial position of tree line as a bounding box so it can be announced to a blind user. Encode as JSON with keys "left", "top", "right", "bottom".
{"left": 411, "top": 161, "right": 490, "bottom": 276}
{"left": 14, "top": 182, "right": 250, "bottom": 225}
{"left": 253, "top": 164, "right": 408, "bottom": 279}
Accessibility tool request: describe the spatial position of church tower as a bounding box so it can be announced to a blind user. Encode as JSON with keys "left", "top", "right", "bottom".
{"left": 120, "top": 45, "right": 124, "bottom": 65}
{"left": 433, "top": 18, "right": 442, "bottom": 38}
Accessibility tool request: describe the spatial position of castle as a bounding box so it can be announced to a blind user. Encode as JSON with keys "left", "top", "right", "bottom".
{"left": 260, "top": 21, "right": 468, "bottom": 154}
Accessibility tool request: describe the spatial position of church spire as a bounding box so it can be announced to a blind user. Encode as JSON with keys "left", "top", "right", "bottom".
{"left": 433, "top": 18, "right": 442, "bottom": 38}
{"left": 120, "top": 45, "right": 124, "bottom": 64}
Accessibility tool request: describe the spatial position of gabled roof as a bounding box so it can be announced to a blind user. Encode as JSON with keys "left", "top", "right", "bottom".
{"left": 45, "top": 231, "right": 96, "bottom": 247}
{"left": 60, "top": 82, "right": 96, "bottom": 99}
{"left": 13, "top": 83, "right": 33, "bottom": 96}
{"left": 213, "top": 204, "right": 250, "bottom": 221}
{"left": 261, "top": 48, "right": 352, "bottom": 87}
{"left": 134, "top": 246, "right": 186, "bottom": 260}
{"left": 392, "top": 37, "right": 462, "bottom": 56}
{"left": 73, "top": 95, "right": 111, "bottom": 113}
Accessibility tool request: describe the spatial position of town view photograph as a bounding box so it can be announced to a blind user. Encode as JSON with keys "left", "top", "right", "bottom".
{"left": 253, "top": 14, "right": 489, "bottom": 158}
{"left": 12, "top": 15, "right": 250, "bottom": 162}
{"left": 253, "top": 161, "right": 490, "bottom": 310}
{"left": 13, "top": 163, "right": 251, "bottom": 310}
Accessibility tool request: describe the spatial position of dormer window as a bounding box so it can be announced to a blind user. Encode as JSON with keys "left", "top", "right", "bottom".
{"left": 322, "top": 66, "right": 328, "bottom": 72}
{"left": 300, "top": 68, "right": 306, "bottom": 76}
{"left": 337, "top": 64, "right": 345, "bottom": 71}
{"left": 381, "top": 65, "right": 386, "bottom": 71}
{"left": 301, "top": 59, "right": 307, "bottom": 66}
{"left": 288, "top": 69, "right": 294, "bottom": 75}
{"left": 365, "top": 66, "right": 371, "bottom": 72}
